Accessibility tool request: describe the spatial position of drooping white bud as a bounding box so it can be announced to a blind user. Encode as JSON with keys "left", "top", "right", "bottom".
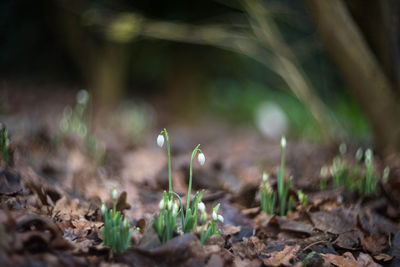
{"left": 112, "top": 187, "right": 118, "bottom": 200}
{"left": 339, "top": 143, "right": 347, "bottom": 155}
{"left": 157, "top": 134, "right": 164, "bottom": 147}
{"left": 281, "top": 136, "right": 286, "bottom": 148}
{"left": 101, "top": 202, "right": 107, "bottom": 214}
{"left": 365, "top": 149, "right": 373, "bottom": 162}
{"left": 217, "top": 214, "right": 224, "bottom": 223}
{"left": 262, "top": 172, "right": 269, "bottom": 183}
{"left": 198, "top": 153, "right": 205, "bottom": 165}
{"left": 172, "top": 202, "right": 179, "bottom": 215}
{"left": 198, "top": 202, "right": 206, "bottom": 213}
{"left": 212, "top": 211, "right": 218, "bottom": 221}
{"left": 355, "top": 148, "right": 363, "bottom": 162}
{"left": 167, "top": 200, "right": 173, "bottom": 210}
{"left": 77, "top": 89, "right": 89, "bottom": 104}
{"left": 159, "top": 199, "right": 165, "bottom": 210}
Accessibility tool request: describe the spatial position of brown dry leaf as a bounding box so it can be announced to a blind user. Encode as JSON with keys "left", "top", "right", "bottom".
{"left": 116, "top": 191, "right": 131, "bottom": 211}
{"left": 223, "top": 224, "right": 241, "bottom": 236}
{"left": 323, "top": 252, "right": 357, "bottom": 267}
{"left": 276, "top": 216, "right": 313, "bottom": 235}
{"left": 233, "top": 257, "right": 262, "bottom": 267}
{"left": 362, "top": 233, "right": 387, "bottom": 255}
{"left": 254, "top": 213, "right": 275, "bottom": 229}
{"left": 309, "top": 208, "right": 357, "bottom": 234}
{"left": 335, "top": 230, "right": 362, "bottom": 250}
{"left": 262, "top": 244, "right": 300, "bottom": 266}
{"left": 243, "top": 236, "right": 265, "bottom": 254}
{"left": 373, "top": 253, "right": 392, "bottom": 262}
{"left": 357, "top": 253, "right": 382, "bottom": 267}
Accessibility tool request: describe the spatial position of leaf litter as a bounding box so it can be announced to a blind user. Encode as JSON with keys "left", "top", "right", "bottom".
{"left": 1, "top": 89, "right": 399, "bottom": 266}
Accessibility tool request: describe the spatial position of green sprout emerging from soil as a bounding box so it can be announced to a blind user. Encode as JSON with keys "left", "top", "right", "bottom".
{"left": 200, "top": 203, "right": 224, "bottom": 245}
{"left": 154, "top": 129, "right": 223, "bottom": 243}
{"left": 0, "top": 123, "right": 11, "bottom": 165}
{"left": 101, "top": 188, "right": 137, "bottom": 255}
{"left": 260, "top": 136, "right": 300, "bottom": 216}
{"left": 320, "top": 144, "right": 390, "bottom": 196}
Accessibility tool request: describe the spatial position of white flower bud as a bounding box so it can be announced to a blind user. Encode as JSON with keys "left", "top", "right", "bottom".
{"left": 159, "top": 199, "right": 165, "bottom": 210}
{"left": 112, "top": 187, "right": 118, "bottom": 200}
{"left": 198, "top": 202, "right": 205, "bottom": 213}
{"left": 167, "top": 200, "right": 173, "bottom": 210}
{"left": 101, "top": 202, "right": 107, "bottom": 214}
{"left": 365, "top": 149, "right": 373, "bottom": 162}
{"left": 262, "top": 172, "right": 269, "bottom": 183}
{"left": 212, "top": 211, "right": 218, "bottom": 221}
{"left": 217, "top": 214, "right": 224, "bottom": 223}
{"left": 77, "top": 89, "right": 89, "bottom": 104}
{"left": 281, "top": 136, "right": 286, "bottom": 148}
{"left": 198, "top": 153, "right": 205, "bottom": 165}
{"left": 172, "top": 202, "right": 179, "bottom": 215}
{"left": 157, "top": 134, "right": 164, "bottom": 147}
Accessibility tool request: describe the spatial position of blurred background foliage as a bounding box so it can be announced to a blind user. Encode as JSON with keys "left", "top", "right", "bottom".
{"left": 3, "top": 0, "right": 399, "bottom": 148}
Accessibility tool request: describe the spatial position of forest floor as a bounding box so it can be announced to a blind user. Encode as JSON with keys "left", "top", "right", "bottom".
{"left": 1, "top": 83, "right": 400, "bottom": 266}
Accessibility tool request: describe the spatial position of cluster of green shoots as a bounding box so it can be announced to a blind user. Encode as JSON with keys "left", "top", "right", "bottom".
{"left": 0, "top": 123, "right": 11, "bottom": 165}
{"left": 59, "top": 90, "right": 105, "bottom": 161}
{"left": 320, "top": 144, "right": 390, "bottom": 196}
{"left": 101, "top": 188, "right": 138, "bottom": 254}
{"left": 260, "top": 136, "right": 307, "bottom": 216}
{"left": 154, "top": 129, "right": 223, "bottom": 243}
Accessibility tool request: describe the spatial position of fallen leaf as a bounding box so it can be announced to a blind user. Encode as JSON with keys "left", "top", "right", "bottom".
{"left": 276, "top": 216, "right": 313, "bottom": 235}
{"left": 323, "top": 252, "right": 357, "bottom": 267}
{"left": 223, "top": 224, "right": 241, "bottom": 236}
{"left": 357, "top": 253, "right": 382, "bottom": 267}
{"left": 362, "top": 233, "right": 387, "bottom": 255}
{"left": 262, "top": 244, "right": 300, "bottom": 266}
{"left": 310, "top": 208, "right": 357, "bottom": 234}
{"left": 335, "top": 230, "right": 362, "bottom": 250}
{"left": 116, "top": 191, "right": 131, "bottom": 211}
{"left": 373, "top": 253, "right": 392, "bottom": 262}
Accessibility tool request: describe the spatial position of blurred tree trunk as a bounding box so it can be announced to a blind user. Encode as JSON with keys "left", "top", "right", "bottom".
{"left": 305, "top": 0, "right": 400, "bottom": 154}
{"left": 53, "top": 4, "right": 129, "bottom": 108}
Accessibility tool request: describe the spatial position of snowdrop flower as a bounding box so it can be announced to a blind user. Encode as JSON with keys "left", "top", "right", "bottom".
{"left": 365, "top": 149, "right": 373, "bottom": 162}
{"left": 217, "top": 214, "right": 224, "bottom": 223}
{"left": 112, "top": 187, "right": 118, "bottom": 200}
{"left": 77, "top": 89, "right": 89, "bottom": 104}
{"left": 212, "top": 211, "right": 218, "bottom": 221}
{"left": 355, "top": 148, "right": 363, "bottom": 162}
{"left": 262, "top": 172, "right": 269, "bottom": 183}
{"left": 157, "top": 134, "right": 164, "bottom": 147}
{"left": 167, "top": 200, "right": 173, "bottom": 210}
{"left": 101, "top": 202, "right": 107, "bottom": 214}
{"left": 198, "top": 202, "right": 206, "bottom": 213}
{"left": 159, "top": 199, "right": 165, "bottom": 210}
{"left": 172, "top": 202, "right": 179, "bottom": 215}
{"left": 198, "top": 153, "right": 205, "bottom": 165}
{"left": 281, "top": 136, "right": 286, "bottom": 148}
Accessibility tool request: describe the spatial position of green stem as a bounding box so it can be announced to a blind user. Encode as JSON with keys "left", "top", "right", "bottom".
{"left": 164, "top": 129, "right": 173, "bottom": 194}
{"left": 186, "top": 144, "right": 201, "bottom": 217}
{"left": 279, "top": 142, "right": 285, "bottom": 215}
